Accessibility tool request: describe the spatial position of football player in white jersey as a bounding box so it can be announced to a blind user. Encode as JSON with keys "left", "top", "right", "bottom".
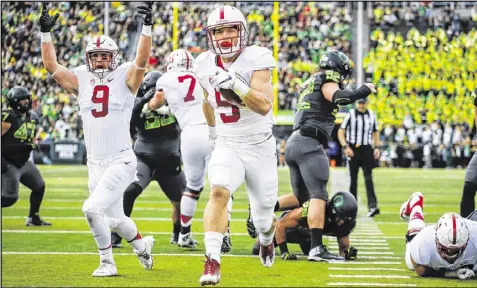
{"left": 144, "top": 49, "right": 235, "bottom": 252}
{"left": 193, "top": 5, "right": 278, "bottom": 286}
{"left": 400, "top": 192, "right": 477, "bottom": 279}
{"left": 39, "top": 2, "right": 155, "bottom": 277}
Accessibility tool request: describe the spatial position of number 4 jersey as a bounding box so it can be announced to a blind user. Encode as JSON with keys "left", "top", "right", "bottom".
{"left": 74, "top": 62, "right": 135, "bottom": 158}
{"left": 194, "top": 45, "right": 276, "bottom": 144}
{"left": 1, "top": 109, "right": 38, "bottom": 168}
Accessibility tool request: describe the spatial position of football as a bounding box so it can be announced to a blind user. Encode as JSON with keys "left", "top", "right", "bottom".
{"left": 219, "top": 88, "right": 245, "bottom": 106}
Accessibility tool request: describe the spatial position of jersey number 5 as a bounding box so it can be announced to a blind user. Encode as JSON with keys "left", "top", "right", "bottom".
{"left": 215, "top": 90, "right": 240, "bottom": 123}
{"left": 178, "top": 75, "right": 196, "bottom": 102}
{"left": 91, "top": 85, "right": 109, "bottom": 118}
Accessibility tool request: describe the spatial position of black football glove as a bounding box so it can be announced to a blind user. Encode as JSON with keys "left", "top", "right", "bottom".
{"left": 281, "top": 252, "right": 298, "bottom": 261}
{"left": 137, "top": 2, "right": 153, "bottom": 26}
{"left": 38, "top": 2, "right": 59, "bottom": 33}
{"left": 344, "top": 246, "right": 358, "bottom": 261}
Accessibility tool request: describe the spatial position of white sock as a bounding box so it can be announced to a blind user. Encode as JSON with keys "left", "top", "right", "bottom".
{"left": 180, "top": 194, "right": 198, "bottom": 227}
{"left": 259, "top": 224, "right": 275, "bottom": 246}
{"left": 407, "top": 206, "right": 425, "bottom": 235}
{"left": 227, "top": 197, "right": 233, "bottom": 222}
{"left": 99, "top": 247, "right": 114, "bottom": 262}
{"left": 204, "top": 231, "right": 224, "bottom": 263}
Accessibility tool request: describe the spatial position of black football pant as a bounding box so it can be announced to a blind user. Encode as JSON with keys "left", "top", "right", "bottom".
{"left": 347, "top": 145, "right": 378, "bottom": 209}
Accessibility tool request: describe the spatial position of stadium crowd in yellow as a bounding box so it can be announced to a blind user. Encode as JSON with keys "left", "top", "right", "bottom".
{"left": 365, "top": 28, "right": 477, "bottom": 126}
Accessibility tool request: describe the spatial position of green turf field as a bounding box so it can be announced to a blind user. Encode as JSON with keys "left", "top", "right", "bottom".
{"left": 2, "top": 166, "right": 476, "bottom": 287}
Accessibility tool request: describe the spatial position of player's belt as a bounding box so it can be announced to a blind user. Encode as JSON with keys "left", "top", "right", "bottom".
{"left": 298, "top": 125, "right": 329, "bottom": 148}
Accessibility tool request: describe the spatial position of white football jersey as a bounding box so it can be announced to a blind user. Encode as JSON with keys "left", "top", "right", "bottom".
{"left": 194, "top": 45, "right": 276, "bottom": 144}
{"left": 156, "top": 71, "right": 206, "bottom": 130}
{"left": 409, "top": 219, "right": 477, "bottom": 271}
{"left": 74, "top": 62, "right": 135, "bottom": 158}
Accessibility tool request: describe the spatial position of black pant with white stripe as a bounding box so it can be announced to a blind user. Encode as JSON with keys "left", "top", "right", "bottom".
{"left": 347, "top": 145, "right": 378, "bottom": 209}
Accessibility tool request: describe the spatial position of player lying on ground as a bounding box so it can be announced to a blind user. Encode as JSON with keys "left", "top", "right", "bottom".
{"left": 400, "top": 192, "right": 477, "bottom": 279}
{"left": 250, "top": 192, "right": 358, "bottom": 261}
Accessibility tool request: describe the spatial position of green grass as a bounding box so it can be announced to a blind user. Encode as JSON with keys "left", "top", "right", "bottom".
{"left": 2, "top": 166, "right": 476, "bottom": 287}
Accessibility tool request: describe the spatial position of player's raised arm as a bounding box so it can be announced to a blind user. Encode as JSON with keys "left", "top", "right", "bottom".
{"left": 39, "top": 3, "right": 78, "bottom": 95}
{"left": 126, "top": 2, "right": 153, "bottom": 94}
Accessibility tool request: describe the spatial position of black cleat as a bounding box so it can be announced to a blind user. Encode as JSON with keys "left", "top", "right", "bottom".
{"left": 111, "top": 232, "right": 122, "bottom": 248}
{"left": 26, "top": 216, "right": 52, "bottom": 226}
{"left": 308, "top": 245, "right": 344, "bottom": 262}
{"left": 221, "top": 232, "right": 232, "bottom": 253}
{"left": 246, "top": 213, "right": 257, "bottom": 238}
{"left": 252, "top": 240, "right": 260, "bottom": 255}
{"left": 367, "top": 207, "right": 380, "bottom": 217}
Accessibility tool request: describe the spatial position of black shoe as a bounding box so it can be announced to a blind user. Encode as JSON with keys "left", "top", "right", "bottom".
{"left": 111, "top": 232, "right": 122, "bottom": 248}
{"left": 252, "top": 240, "right": 260, "bottom": 255}
{"left": 246, "top": 208, "right": 257, "bottom": 238}
{"left": 221, "top": 232, "right": 232, "bottom": 253}
{"left": 308, "top": 245, "right": 344, "bottom": 262}
{"left": 367, "top": 207, "right": 380, "bottom": 217}
{"left": 26, "top": 216, "right": 52, "bottom": 226}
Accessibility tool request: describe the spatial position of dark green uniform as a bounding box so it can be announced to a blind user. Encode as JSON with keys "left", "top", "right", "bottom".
{"left": 1, "top": 109, "right": 45, "bottom": 207}
{"left": 285, "top": 70, "right": 341, "bottom": 203}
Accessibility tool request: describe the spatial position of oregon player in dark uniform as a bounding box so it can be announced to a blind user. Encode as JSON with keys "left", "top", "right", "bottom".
{"left": 460, "top": 88, "right": 477, "bottom": 217}
{"left": 252, "top": 191, "right": 358, "bottom": 260}
{"left": 285, "top": 50, "right": 375, "bottom": 261}
{"left": 1, "top": 86, "right": 51, "bottom": 226}
{"left": 111, "top": 72, "right": 187, "bottom": 248}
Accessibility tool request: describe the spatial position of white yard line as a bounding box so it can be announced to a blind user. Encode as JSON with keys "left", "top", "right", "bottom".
{"left": 330, "top": 261, "right": 402, "bottom": 265}
{"left": 328, "top": 282, "right": 416, "bottom": 287}
{"left": 1, "top": 230, "right": 250, "bottom": 236}
{"left": 1, "top": 251, "right": 255, "bottom": 258}
{"left": 329, "top": 267, "right": 406, "bottom": 271}
{"left": 330, "top": 274, "right": 410, "bottom": 279}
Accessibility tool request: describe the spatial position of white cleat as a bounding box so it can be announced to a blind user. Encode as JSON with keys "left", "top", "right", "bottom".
{"left": 92, "top": 259, "right": 118, "bottom": 277}
{"left": 178, "top": 232, "right": 198, "bottom": 249}
{"left": 135, "top": 235, "right": 155, "bottom": 270}
{"left": 400, "top": 192, "right": 424, "bottom": 221}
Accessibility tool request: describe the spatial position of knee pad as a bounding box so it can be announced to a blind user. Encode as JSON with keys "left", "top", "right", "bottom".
{"left": 184, "top": 187, "right": 203, "bottom": 200}
{"left": 82, "top": 198, "right": 104, "bottom": 215}
{"left": 253, "top": 218, "right": 273, "bottom": 234}
{"left": 32, "top": 186, "right": 45, "bottom": 197}
{"left": 405, "top": 228, "right": 422, "bottom": 244}
{"left": 1, "top": 196, "right": 18, "bottom": 208}
{"left": 125, "top": 183, "right": 143, "bottom": 198}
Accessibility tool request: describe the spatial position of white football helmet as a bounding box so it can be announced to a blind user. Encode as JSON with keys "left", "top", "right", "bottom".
{"left": 166, "top": 49, "right": 194, "bottom": 72}
{"left": 206, "top": 5, "right": 248, "bottom": 58}
{"left": 84, "top": 35, "right": 120, "bottom": 78}
{"left": 435, "top": 212, "right": 469, "bottom": 264}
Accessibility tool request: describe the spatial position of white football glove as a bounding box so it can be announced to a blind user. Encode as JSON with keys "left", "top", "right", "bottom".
{"left": 445, "top": 267, "right": 475, "bottom": 280}
{"left": 209, "top": 67, "right": 250, "bottom": 98}
{"left": 208, "top": 125, "right": 217, "bottom": 151}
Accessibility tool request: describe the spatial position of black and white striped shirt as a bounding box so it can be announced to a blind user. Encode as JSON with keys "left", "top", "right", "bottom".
{"left": 340, "top": 109, "right": 378, "bottom": 146}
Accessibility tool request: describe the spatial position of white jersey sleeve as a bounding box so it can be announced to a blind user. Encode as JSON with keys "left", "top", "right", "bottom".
{"left": 158, "top": 71, "right": 206, "bottom": 129}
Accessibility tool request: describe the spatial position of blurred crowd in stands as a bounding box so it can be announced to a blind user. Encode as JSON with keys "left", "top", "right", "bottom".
{"left": 1, "top": 2, "right": 476, "bottom": 168}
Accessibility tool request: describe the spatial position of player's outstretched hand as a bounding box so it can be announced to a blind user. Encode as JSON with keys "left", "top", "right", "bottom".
{"left": 281, "top": 252, "right": 297, "bottom": 261}
{"left": 344, "top": 246, "right": 358, "bottom": 260}
{"left": 137, "top": 2, "right": 153, "bottom": 26}
{"left": 364, "top": 83, "right": 376, "bottom": 94}
{"left": 38, "top": 2, "right": 59, "bottom": 33}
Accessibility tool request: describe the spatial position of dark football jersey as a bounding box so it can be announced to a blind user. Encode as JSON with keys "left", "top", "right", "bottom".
{"left": 293, "top": 71, "right": 340, "bottom": 142}
{"left": 130, "top": 97, "right": 181, "bottom": 158}
{"left": 2, "top": 109, "right": 38, "bottom": 168}
{"left": 298, "top": 200, "right": 355, "bottom": 238}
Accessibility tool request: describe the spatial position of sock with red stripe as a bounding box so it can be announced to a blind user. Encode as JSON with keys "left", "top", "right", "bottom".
{"left": 128, "top": 232, "right": 146, "bottom": 254}
{"left": 180, "top": 191, "right": 199, "bottom": 235}
{"left": 84, "top": 212, "right": 114, "bottom": 261}
{"left": 406, "top": 199, "right": 425, "bottom": 243}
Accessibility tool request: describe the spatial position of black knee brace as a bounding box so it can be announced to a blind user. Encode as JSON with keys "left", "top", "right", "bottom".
{"left": 2, "top": 196, "right": 18, "bottom": 208}
{"left": 184, "top": 187, "right": 203, "bottom": 200}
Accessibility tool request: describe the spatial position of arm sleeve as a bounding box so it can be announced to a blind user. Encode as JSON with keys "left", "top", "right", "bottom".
{"left": 373, "top": 112, "right": 379, "bottom": 132}
{"left": 340, "top": 112, "right": 351, "bottom": 130}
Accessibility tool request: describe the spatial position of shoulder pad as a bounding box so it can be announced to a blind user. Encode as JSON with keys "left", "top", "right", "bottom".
{"left": 242, "top": 46, "right": 276, "bottom": 70}
{"left": 2, "top": 109, "right": 14, "bottom": 122}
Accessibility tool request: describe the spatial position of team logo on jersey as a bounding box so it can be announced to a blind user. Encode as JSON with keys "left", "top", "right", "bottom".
{"left": 90, "top": 79, "right": 96, "bottom": 86}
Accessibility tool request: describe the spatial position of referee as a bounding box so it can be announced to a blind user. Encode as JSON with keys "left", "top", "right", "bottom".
{"left": 338, "top": 98, "right": 380, "bottom": 217}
